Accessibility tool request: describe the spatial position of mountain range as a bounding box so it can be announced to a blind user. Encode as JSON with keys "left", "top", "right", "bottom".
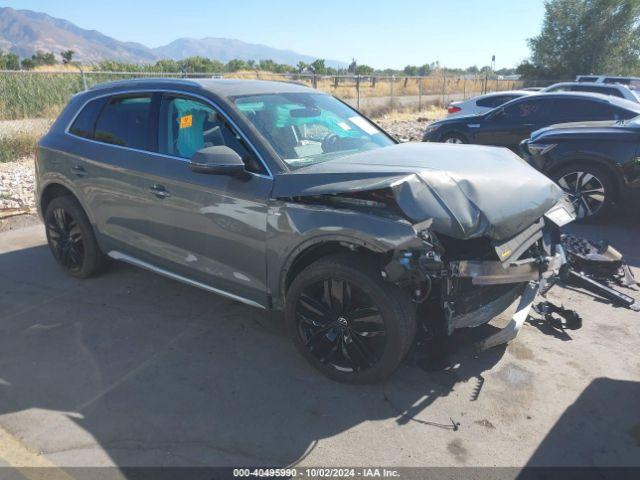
{"left": 0, "top": 7, "right": 346, "bottom": 67}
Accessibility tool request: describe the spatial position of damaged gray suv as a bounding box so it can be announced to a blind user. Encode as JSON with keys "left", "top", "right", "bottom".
{"left": 36, "top": 79, "right": 575, "bottom": 383}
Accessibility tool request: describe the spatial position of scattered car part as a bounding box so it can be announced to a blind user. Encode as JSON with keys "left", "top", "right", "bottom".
{"left": 532, "top": 301, "right": 582, "bottom": 330}
{"left": 563, "top": 269, "right": 640, "bottom": 311}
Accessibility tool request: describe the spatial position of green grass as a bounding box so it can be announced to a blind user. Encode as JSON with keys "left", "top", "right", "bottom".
{"left": 0, "top": 72, "right": 144, "bottom": 120}
{"left": 0, "top": 132, "right": 38, "bottom": 162}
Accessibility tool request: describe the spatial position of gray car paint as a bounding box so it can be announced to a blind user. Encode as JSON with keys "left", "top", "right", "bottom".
{"left": 37, "top": 78, "right": 565, "bottom": 311}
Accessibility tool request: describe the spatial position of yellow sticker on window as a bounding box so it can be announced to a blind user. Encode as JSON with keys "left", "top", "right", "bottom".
{"left": 179, "top": 115, "right": 193, "bottom": 129}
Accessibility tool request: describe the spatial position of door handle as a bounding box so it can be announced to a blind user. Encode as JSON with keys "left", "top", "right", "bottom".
{"left": 149, "top": 184, "right": 171, "bottom": 199}
{"left": 71, "top": 165, "right": 87, "bottom": 177}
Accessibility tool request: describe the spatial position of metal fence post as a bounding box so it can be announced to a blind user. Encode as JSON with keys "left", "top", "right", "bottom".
{"left": 418, "top": 77, "right": 422, "bottom": 111}
{"left": 356, "top": 75, "right": 361, "bottom": 110}
{"left": 463, "top": 78, "right": 467, "bottom": 99}
{"left": 390, "top": 75, "right": 394, "bottom": 110}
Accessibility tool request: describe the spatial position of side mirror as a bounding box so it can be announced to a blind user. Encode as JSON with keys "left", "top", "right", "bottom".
{"left": 190, "top": 146, "right": 246, "bottom": 175}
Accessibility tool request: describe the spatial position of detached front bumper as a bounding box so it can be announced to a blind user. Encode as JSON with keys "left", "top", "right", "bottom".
{"left": 442, "top": 212, "right": 572, "bottom": 348}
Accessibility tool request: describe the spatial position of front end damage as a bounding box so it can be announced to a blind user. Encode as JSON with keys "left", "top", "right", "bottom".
{"left": 272, "top": 142, "right": 635, "bottom": 350}
{"left": 380, "top": 202, "right": 572, "bottom": 349}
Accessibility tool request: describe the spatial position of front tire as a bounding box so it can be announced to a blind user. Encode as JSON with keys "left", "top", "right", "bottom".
{"left": 44, "top": 195, "right": 108, "bottom": 278}
{"left": 285, "top": 254, "right": 416, "bottom": 384}
{"left": 550, "top": 163, "right": 615, "bottom": 222}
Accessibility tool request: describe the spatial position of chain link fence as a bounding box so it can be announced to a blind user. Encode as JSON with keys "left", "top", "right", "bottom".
{"left": 0, "top": 69, "right": 525, "bottom": 121}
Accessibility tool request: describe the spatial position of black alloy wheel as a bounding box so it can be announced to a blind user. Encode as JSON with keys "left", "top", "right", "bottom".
{"left": 44, "top": 195, "right": 108, "bottom": 278}
{"left": 46, "top": 207, "right": 85, "bottom": 273}
{"left": 285, "top": 253, "right": 415, "bottom": 384}
{"left": 295, "top": 278, "right": 387, "bottom": 373}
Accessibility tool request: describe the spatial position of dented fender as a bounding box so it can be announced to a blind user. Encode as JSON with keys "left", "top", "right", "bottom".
{"left": 266, "top": 200, "right": 426, "bottom": 307}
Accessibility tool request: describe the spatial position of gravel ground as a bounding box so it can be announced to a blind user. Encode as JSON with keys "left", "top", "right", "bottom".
{"left": 0, "top": 156, "right": 36, "bottom": 210}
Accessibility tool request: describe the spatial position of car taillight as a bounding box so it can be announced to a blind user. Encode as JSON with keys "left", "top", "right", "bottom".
{"left": 448, "top": 105, "right": 461, "bottom": 114}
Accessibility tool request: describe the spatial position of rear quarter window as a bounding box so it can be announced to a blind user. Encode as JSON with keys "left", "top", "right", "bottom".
{"left": 94, "top": 96, "right": 153, "bottom": 150}
{"left": 69, "top": 97, "right": 106, "bottom": 139}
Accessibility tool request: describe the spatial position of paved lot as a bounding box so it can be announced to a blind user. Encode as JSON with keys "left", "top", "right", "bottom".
{"left": 0, "top": 216, "right": 639, "bottom": 471}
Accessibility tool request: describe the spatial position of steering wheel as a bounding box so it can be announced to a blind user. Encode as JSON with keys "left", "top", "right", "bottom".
{"left": 321, "top": 133, "right": 340, "bottom": 153}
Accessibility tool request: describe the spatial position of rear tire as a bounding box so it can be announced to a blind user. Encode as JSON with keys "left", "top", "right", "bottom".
{"left": 550, "top": 163, "right": 615, "bottom": 222}
{"left": 44, "top": 196, "right": 108, "bottom": 278}
{"left": 285, "top": 253, "right": 416, "bottom": 384}
{"left": 440, "top": 133, "right": 467, "bottom": 144}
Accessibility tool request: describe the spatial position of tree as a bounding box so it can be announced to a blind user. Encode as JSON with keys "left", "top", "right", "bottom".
{"left": 403, "top": 65, "right": 419, "bottom": 76}
{"left": 296, "top": 61, "right": 307, "bottom": 73}
{"left": 61, "top": 50, "right": 75, "bottom": 64}
{"left": 355, "top": 64, "right": 374, "bottom": 75}
{"left": 521, "top": 0, "right": 640, "bottom": 79}
{"left": 0, "top": 50, "right": 20, "bottom": 70}
{"left": 310, "top": 59, "right": 326, "bottom": 75}
{"left": 225, "top": 58, "right": 249, "bottom": 72}
{"left": 21, "top": 50, "right": 56, "bottom": 69}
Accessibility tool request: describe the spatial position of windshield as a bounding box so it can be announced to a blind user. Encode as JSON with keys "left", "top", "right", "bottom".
{"left": 233, "top": 93, "right": 394, "bottom": 169}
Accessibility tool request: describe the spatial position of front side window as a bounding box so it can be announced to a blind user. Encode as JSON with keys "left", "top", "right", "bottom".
{"left": 502, "top": 99, "right": 546, "bottom": 121}
{"left": 94, "top": 96, "right": 153, "bottom": 149}
{"left": 158, "top": 96, "right": 264, "bottom": 173}
{"left": 233, "top": 93, "right": 394, "bottom": 170}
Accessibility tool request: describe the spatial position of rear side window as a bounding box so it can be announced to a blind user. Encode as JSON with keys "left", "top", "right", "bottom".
{"left": 554, "top": 99, "right": 629, "bottom": 122}
{"left": 571, "top": 85, "right": 624, "bottom": 98}
{"left": 94, "top": 96, "right": 153, "bottom": 150}
{"left": 477, "top": 95, "right": 516, "bottom": 108}
{"left": 69, "top": 98, "right": 105, "bottom": 139}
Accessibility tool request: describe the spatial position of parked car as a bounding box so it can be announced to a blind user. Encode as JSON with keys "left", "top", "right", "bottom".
{"left": 576, "top": 75, "right": 640, "bottom": 90}
{"left": 423, "top": 92, "right": 640, "bottom": 151}
{"left": 37, "top": 78, "right": 573, "bottom": 383}
{"left": 542, "top": 82, "right": 639, "bottom": 103}
{"left": 446, "top": 90, "right": 533, "bottom": 117}
{"left": 520, "top": 115, "right": 640, "bottom": 221}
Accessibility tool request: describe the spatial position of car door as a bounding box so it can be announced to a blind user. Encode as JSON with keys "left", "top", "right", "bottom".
{"left": 474, "top": 98, "right": 553, "bottom": 150}
{"left": 135, "top": 92, "right": 272, "bottom": 307}
{"left": 69, "top": 93, "right": 165, "bottom": 257}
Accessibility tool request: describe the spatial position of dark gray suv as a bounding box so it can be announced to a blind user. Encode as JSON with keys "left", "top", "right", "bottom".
{"left": 37, "top": 78, "right": 574, "bottom": 383}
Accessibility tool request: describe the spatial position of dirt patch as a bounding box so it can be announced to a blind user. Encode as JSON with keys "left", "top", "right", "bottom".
{"left": 0, "top": 212, "right": 40, "bottom": 233}
{"left": 497, "top": 363, "right": 533, "bottom": 390}
{"left": 446, "top": 438, "right": 469, "bottom": 463}
{"left": 508, "top": 341, "right": 535, "bottom": 361}
{"left": 474, "top": 419, "right": 495, "bottom": 430}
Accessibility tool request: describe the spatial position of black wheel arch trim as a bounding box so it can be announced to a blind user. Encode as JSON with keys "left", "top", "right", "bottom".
{"left": 39, "top": 176, "right": 97, "bottom": 226}
{"left": 275, "top": 234, "right": 392, "bottom": 310}
{"left": 439, "top": 130, "right": 469, "bottom": 143}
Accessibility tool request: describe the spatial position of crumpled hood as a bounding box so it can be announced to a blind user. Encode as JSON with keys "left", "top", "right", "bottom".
{"left": 273, "top": 142, "right": 564, "bottom": 241}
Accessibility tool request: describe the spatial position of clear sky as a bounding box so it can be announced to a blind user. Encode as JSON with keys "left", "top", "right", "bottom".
{"left": 1, "top": 0, "right": 546, "bottom": 69}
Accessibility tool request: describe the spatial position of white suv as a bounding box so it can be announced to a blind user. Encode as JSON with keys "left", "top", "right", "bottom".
{"left": 543, "top": 82, "right": 640, "bottom": 103}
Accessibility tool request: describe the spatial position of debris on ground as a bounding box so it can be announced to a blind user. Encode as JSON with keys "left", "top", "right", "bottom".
{"left": 532, "top": 301, "right": 582, "bottom": 330}
{"left": 556, "top": 234, "right": 640, "bottom": 311}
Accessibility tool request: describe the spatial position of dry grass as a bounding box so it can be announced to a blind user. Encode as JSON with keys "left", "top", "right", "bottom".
{"left": 0, "top": 132, "right": 39, "bottom": 163}
{"left": 372, "top": 105, "right": 447, "bottom": 122}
